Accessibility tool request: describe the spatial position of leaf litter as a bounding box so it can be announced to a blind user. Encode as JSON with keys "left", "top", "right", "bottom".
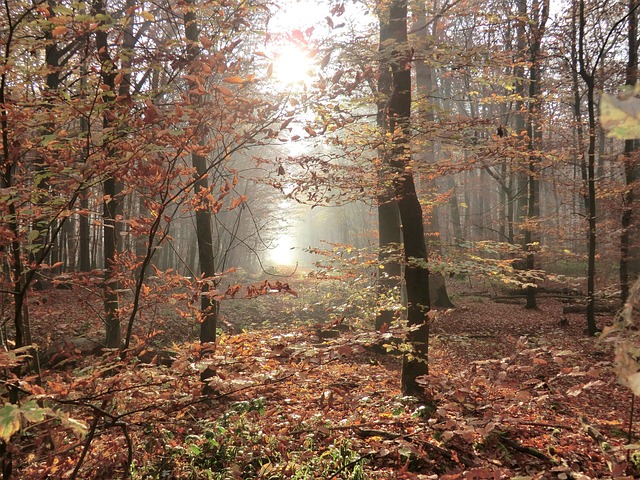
{"left": 11, "top": 289, "right": 640, "bottom": 479}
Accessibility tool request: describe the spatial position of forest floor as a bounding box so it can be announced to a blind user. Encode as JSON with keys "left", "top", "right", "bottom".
{"left": 12, "top": 282, "right": 639, "bottom": 479}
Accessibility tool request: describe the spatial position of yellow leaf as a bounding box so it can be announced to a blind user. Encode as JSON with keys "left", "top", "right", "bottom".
{"left": 0, "top": 404, "right": 20, "bottom": 442}
{"left": 601, "top": 92, "right": 640, "bottom": 140}
{"left": 141, "top": 11, "right": 154, "bottom": 21}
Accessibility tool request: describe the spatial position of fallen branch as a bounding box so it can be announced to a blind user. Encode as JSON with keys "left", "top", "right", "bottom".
{"left": 497, "top": 432, "right": 552, "bottom": 462}
{"left": 355, "top": 427, "right": 403, "bottom": 440}
{"left": 503, "top": 418, "right": 572, "bottom": 430}
{"left": 580, "top": 415, "right": 607, "bottom": 446}
{"left": 562, "top": 304, "right": 618, "bottom": 314}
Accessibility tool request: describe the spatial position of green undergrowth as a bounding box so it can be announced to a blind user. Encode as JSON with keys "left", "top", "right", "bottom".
{"left": 131, "top": 398, "right": 369, "bottom": 480}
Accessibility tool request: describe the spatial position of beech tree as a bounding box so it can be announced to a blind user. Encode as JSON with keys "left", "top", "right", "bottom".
{"left": 620, "top": 0, "right": 639, "bottom": 304}
{"left": 412, "top": 0, "right": 455, "bottom": 309}
{"left": 183, "top": 0, "right": 219, "bottom": 344}
{"left": 375, "top": 5, "right": 403, "bottom": 331}
{"left": 522, "top": 0, "right": 549, "bottom": 310}
{"left": 379, "top": 0, "right": 432, "bottom": 397}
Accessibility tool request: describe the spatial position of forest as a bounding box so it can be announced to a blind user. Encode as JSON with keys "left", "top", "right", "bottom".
{"left": 2, "top": 0, "right": 640, "bottom": 478}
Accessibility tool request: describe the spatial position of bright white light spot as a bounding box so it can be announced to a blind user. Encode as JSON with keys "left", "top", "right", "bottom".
{"left": 273, "top": 44, "right": 314, "bottom": 85}
{"left": 269, "top": 234, "right": 297, "bottom": 265}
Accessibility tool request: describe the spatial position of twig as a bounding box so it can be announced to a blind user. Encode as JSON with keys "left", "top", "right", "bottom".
{"left": 497, "top": 432, "right": 552, "bottom": 462}
{"left": 628, "top": 393, "right": 635, "bottom": 462}
{"left": 327, "top": 421, "right": 409, "bottom": 431}
{"left": 580, "top": 415, "right": 607, "bottom": 445}
{"left": 503, "top": 418, "right": 572, "bottom": 430}
{"left": 420, "top": 440, "right": 472, "bottom": 466}
{"left": 328, "top": 452, "right": 373, "bottom": 479}
{"left": 355, "top": 427, "right": 403, "bottom": 440}
{"left": 110, "top": 421, "right": 132, "bottom": 479}
{"left": 70, "top": 412, "right": 100, "bottom": 480}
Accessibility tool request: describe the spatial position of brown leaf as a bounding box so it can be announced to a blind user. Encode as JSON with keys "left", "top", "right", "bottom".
{"left": 51, "top": 25, "right": 68, "bottom": 37}
{"left": 336, "top": 345, "right": 353, "bottom": 357}
{"left": 321, "top": 52, "right": 331, "bottom": 69}
{"left": 331, "top": 70, "right": 344, "bottom": 83}
{"left": 223, "top": 76, "right": 245, "bottom": 84}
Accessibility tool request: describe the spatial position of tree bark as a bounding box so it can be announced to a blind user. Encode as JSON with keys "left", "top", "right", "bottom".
{"left": 514, "top": 0, "right": 529, "bottom": 235}
{"left": 578, "top": 0, "right": 599, "bottom": 336}
{"left": 524, "top": 0, "right": 549, "bottom": 310}
{"left": 93, "top": 0, "right": 122, "bottom": 348}
{"left": 376, "top": 12, "right": 403, "bottom": 331}
{"left": 383, "top": 0, "right": 431, "bottom": 397}
{"left": 184, "top": 1, "right": 219, "bottom": 344}
{"left": 621, "top": 0, "right": 639, "bottom": 304}
{"left": 414, "top": 2, "right": 453, "bottom": 308}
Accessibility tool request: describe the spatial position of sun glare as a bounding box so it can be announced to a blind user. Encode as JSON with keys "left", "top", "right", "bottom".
{"left": 269, "top": 233, "right": 297, "bottom": 266}
{"left": 273, "top": 44, "right": 314, "bottom": 85}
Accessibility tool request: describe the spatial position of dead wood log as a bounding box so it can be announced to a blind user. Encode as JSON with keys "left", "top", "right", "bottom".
{"left": 562, "top": 303, "right": 618, "bottom": 314}
{"left": 492, "top": 297, "right": 524, "bottom": 304}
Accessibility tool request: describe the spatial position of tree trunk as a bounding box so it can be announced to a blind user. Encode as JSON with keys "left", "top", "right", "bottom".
{"left": 414, "top": 3, "right": 453, "bottom": 308}
{"left": 78, "top": 69, "right": 92, "bottom": 272}
{"left": 621, "top": 0, "right": 639, "bottom": 304}
{"left": 523, "top": 0, "right": 549, "bottom": 310}
{"left": 384, "top": 0, "right": 431, "bottom": 398}
{"left": 185, "top": 2, "right": 219, "bottom": 344}
{"left": 376, "top": 13, "right": 403, "bottom": 331}
{"left": 78, "top": 192, "right": 91, "bottom": 272}
{"left": 94, "top": 0, "right": 122, "bottom": 348}
{"left": 513, "top": 0, "right": 528, "bottom": 236}
{"left": 578, "top": 0, "right": 599, "bottom": 336}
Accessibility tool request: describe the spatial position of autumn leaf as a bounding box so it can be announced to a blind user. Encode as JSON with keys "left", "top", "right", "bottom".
{"left": 19, "top": 401, "right": 46, "bottom": 423}
{"left": 600, "top": 92, "right": 640, "bottom": 139}
{"left": 337, "top": 345, "right": 353, "bottom": 357}
{"left": 0, "top": 404, "right": 20, "bottom": 442}
{"left": 331, "top": 70, "right": 344, "bottom": 83}
{"left": 280, "top": 117, "right": 293, "bottom": 130}
{"left": 51, "top": 25, "right": 68, "bottom": 37}
{"left": 321, "top": 52, "right": 331, "bottom": 69}
{"left": 199, "top": 35, "right": 212, "bottom": 48}
{"left": 228, "top": 195, "right": 247, "bottom": 210}
{"left": 223, "top": 76, "right": 245, "bottom": 84}
{"left": 215, "top": 85, "right": 233, "bottom": 96}
{"left": 58, "top": 415, "right": 88, "bottom": 438}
